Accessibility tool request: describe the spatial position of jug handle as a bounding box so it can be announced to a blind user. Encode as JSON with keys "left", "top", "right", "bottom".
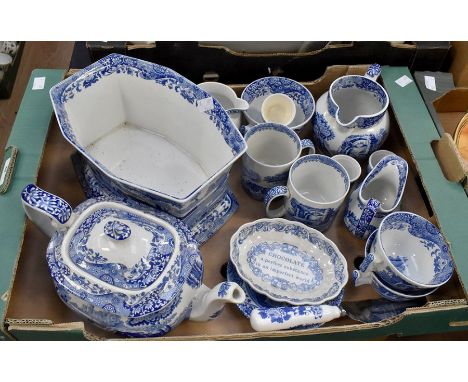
{"left": 355, "top": 198, "right": 381, "bottom": 239}
{"left": 300, "top": 139, "right": 315, "bottom": 155}
{"left": 364, "top": 63, "right": 381, "bottom": 81}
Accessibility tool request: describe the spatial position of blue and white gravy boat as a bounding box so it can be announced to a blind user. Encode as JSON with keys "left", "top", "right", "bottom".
{"left": 21, "top": 184, "right": 245, "bottom": 337}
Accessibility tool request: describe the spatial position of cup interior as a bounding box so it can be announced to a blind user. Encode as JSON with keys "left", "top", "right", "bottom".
{"left": 361, "top": 164, "right": 400, "bottom": 211}
{"left": 369, "top": 150, "right": 394, "bottom": 169}
{"left": 291, "top": 155, "right": 349, "bottom": 203}
{"left": 246, "top": 125, "right": 300, "bottom": 166}
{"left": 378, "top": 213, "right": 452, "bottom": 286}
{"left": 261, "top": 94, "right": 296, "bottom": 125}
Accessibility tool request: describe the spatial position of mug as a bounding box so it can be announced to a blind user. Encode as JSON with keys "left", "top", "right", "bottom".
{"left": 242, "top": 123, "right": 314, "bottom": 200}
{"left": 264, "top": 154, "right": 350, "bottom": 231}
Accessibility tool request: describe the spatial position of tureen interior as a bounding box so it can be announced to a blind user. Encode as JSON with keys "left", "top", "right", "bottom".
{"left": 61, "top": 70, "right": 236, "bottom": 199}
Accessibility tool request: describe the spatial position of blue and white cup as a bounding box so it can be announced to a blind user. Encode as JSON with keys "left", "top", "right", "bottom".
{"left": 242, "top": 123, "right": 315, "bottom": 200}
{"left": 353, "top": 212, "right": 454, "bottom": 292}
{"left": 264, "top": 154, "right": 350, "bottom": 232}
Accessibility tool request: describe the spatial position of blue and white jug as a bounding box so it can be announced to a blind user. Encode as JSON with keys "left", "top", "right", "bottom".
{"left": 343, "top": 154, "right": 408, "bottom": 239}
{"left": 313, "top": 64, "right": 390, "bottom": 159}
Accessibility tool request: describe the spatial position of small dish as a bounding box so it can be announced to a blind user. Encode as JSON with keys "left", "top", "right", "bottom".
{"left": 229, "top": 218, "right": 348, "bottom": 305}
{"left": 241, "top": 76, "right": 315, "bottom": 133}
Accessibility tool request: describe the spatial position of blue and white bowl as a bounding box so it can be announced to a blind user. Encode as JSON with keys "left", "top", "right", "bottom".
{"left": 353, "top": 230, "right": 438, "bottom": 301}
{"left": 230, "top": 218, "right": 348, "bottom": 305}
{"left": 354, "top": 212, "right": 454, "bottom": 293}
{"left": 241, "top": 77, "right": 315, "bottom": 133}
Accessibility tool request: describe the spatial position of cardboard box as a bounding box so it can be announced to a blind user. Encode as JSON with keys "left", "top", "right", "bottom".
{"left": 81, "top": 41, "right": 452, "bottom": 84}
{"left": 1, "top": 66, "right": 468, "bottom": 341}
{"left": 450, "top": 42, "right": 468, "bottom": 86}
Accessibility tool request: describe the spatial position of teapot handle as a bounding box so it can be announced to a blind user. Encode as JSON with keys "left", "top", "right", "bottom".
{"left": 21, "top": 184, "right": 74, "bottom": 237}
{"left": 355, "top": 198, "right": 381, "bottom": 239}
{"left": 365, "top": 63, "right": 381, "bottom": 81}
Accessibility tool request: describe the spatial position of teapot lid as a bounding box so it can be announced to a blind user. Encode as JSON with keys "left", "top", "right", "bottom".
{"left": 60, "top": 201, "right": 180, "bottom": 290}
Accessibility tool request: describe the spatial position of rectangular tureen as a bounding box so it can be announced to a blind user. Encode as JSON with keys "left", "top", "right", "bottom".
{"left": 50, "top": 54, "right": 246, "bottom": 218}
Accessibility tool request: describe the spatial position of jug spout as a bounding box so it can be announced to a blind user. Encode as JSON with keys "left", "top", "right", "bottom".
{"left": 21, "top": 184, "right": 75, "bottom": 237}
{"left": 189, "top": 282, "right": 245, "bottom": 321}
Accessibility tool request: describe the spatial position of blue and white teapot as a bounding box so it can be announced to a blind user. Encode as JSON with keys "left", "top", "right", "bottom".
{"left": 313, "top": 64, "right": 390, "bottom": 159}
{"left": 21, "top": 184, "right": 245, "bottom": 337}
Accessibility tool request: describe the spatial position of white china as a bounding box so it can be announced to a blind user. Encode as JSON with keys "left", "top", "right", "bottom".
{"left": 353, "top": 212, "right": 454, "bottom": 292}
{"left": 344, "top": 154, "right": 408, "bottom": 239}
{"left": 198, "top": 81, "right": 249, "bottom": 129}
{"left": 353, "top": 230, "right": 438, "bottom": 301}
{"left": 226, "top": 261, "right": 345, "bottom": 331}
{"left": 230, "top": 218, "right": 348, "bottom": 305}
{"left": 264, "top": 154, "right": 350, "bottom": 232}
{"left": 242, "top": 123, "right": 314, "bottom": 200}
{"left": 241, "top": 76, "right": 315, "bottom": 133}
{"left": 261, "top": 93, "right": 296, "bottom": 125}
{"left": 21, "top": 184, "right": 245, "bottom": 337}
{"left": 368, "top": 149, "right": 395, "bottom": 172}
{"left": 313, "top": 64, "right": 390, "bottom": 159}
{"left": 49, "top": 54, "right": 246, "bottom": 219}
{"left": 0, "top": 52, "right": 12, "bottom": 66}
{"left": 332, "top": 154, "right": 362, "bottom": 183}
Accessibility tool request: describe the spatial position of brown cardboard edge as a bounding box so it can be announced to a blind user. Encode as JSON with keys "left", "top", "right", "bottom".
{"left": 433, "top": 88, "right": 468, "bottom": 112}
{"left": 6, "top": 299, "right": 467, "bottom": 341}
{"left": 196, "top": 41, "right": 416, "bottom": 58}
{"left": 431, "top": 133, "right": 467, "bottom": 183}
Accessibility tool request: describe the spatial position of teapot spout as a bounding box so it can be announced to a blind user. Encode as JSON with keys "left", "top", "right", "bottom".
{"left": 189, "top": 282, "right": 245, "bottom": 322}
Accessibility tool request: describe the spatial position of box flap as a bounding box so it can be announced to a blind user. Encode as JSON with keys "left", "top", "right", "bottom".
{"left": 0, "top": 69, "right": 65, "bottom": 335}
{"left": 381, "top": 67, "right": 468, "bottom": 298}
{"left": 433, "top": 88, "right": 468, "bottom": 112}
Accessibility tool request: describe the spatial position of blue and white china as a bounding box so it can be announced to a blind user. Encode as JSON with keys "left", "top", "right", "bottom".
{"left": 241, "top": 76, "right": 315, "bottom": 133}
{"left": 367, "top": 149, "right": 395, "bottom": 173}
{"left": 50, "top": 54, "right": 246, "bottom": 219}
{"left": 227, "top": 261, "right": 345, "bottom": 331}
{"left": 354, "top": 212, "right": 454, "bottom": 292}
{"left": 230, "top": 218, "right": 348, "bottom": 305}
{"left": 344, "top": 154, "right": 408, "bottom": 239}
{"left": 264, "top": 154, "right": 350, "bottom": 232}
{"left": 312, "top": 64, "right": 390, "bottom": 159}
{"left": 198, "top": 81, "right": 249, "bottom": 129}
{"left": 332, "top": 154, "right": 362, "bottom": 183}
{"left": 242, "top": 123, "right": 315, "bottom": 200}
{"left": 72, "top": 153, "right": 238, "bottom": 245}
{"left": 353, "top": 230, "right": 438, "bottom": 301}
{"left": 261, "top": 93, "right": 296, "bottom": 126}
{"left": 21, "top": 184, "right": 245, "bottom": 337}
{"left": 0, "top": 41, "right": 19, "bottom": 56}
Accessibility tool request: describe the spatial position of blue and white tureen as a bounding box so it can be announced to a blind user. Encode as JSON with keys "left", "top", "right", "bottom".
{"left": 49, "top": 54, "right": 246, "bottom": 221}
{"left": 21, "top": 184, "right": 245, "bottom": 337}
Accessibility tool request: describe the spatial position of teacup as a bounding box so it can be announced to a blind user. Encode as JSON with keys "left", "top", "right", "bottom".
{"left": 242, "top": 123, "right": 314, "bottom": 200}
{"left": 264, "top": 154, "right": 350, "bottom": 231}
{"left": 332, "top": 154, "right": 361, "bottom": 183}
{"left": 353, "top": 212, "right": 454, "bottom": 292}
{"left": 367, "top": 149, "right": 394, "bottom": 172}
{"left": 261, "top": 93, "right": 296, "bottom": 125}
{"left": 353, "top": 230, "right": 438, "bottom": 301}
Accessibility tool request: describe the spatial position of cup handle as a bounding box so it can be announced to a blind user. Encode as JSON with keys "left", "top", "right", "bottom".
{"left": 364, "top": 63, "right": 381, "bottom": 81}
{"left": 355, "top": 198, "right": 381, "bottom": 239}
{"left": 300, "top": 139, "right": 315, "bottom": 155}
{"left": 264, "top": 186, "right": 289, "bottom": 218}
{"left": 239, "top": 124, "right": 255, "bottom": 136}
{"left": 352, "top": 269, "right": 374, "bottom": 287}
